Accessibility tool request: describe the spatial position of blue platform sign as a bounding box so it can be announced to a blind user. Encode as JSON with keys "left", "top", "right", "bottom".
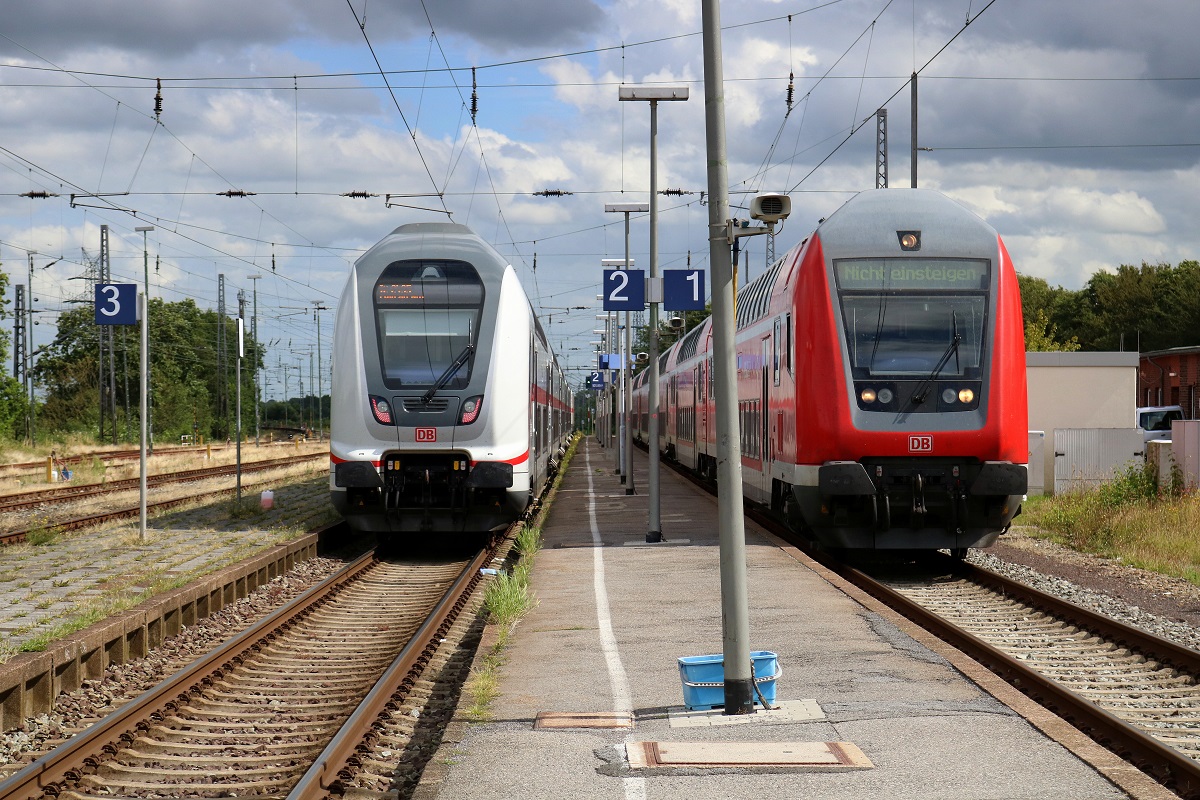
{"left": 664, "top": 269, "right": 706, "bottom": 311}
{"left": 95, "top": 283, "right": 138, "bottom": 325}
{"left": 588, "top": 371, "right": 605, "bottom": 390}
{"left": 603, "top": 269, "right": 645, "bottom": 311}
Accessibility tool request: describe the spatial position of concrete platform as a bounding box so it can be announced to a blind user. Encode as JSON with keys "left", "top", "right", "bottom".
{"left": 415, "top": 439, "right": 1176, "bottom": 799}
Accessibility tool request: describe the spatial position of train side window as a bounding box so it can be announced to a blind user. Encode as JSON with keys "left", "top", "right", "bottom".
{"left": 773, "top": 318, "right": 782, "bottom": 386}
{"left": 785, "top": 313, "right": 793, "bottom": 374}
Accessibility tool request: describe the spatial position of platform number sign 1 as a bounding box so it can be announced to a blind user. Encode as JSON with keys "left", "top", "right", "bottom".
{"left": 94, "top": 283, "right": 138, "bottom": 325}
{"left": 603, "top": 268, "right": 645, "bottom": 312}
{"left": 663, "top": 269, "right": 706, "bottom": 311}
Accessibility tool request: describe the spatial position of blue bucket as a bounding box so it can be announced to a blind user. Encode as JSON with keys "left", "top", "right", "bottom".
{"left": 678, "top": 651, "right": 780, "bottom": 711}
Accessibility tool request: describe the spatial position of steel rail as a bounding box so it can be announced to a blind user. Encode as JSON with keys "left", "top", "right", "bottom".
{"left": 645, "top": 442, "right": 1200, "bottom": 797}
{"left": 0, "top": 444, "right": 229, "bottom": 473}
{"left": 838, "top": 560, "right": 1200, "bottom": 799}
{"left": 288, "top": 540, "right": 496, "bottom": 798}
{"left": 0, "top": 454, "right": 325, "bottom": 546}
{"left": 0, "top": 453, "right": 323, "bottom": 513}
{"left": 0, "top": 549, "right": 378, "bottom": 800}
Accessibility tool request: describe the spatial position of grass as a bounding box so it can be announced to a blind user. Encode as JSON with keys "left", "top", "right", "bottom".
{"left": 1021, "top": 462, "right": 1200, "bottom": 585}
{"left": 461, "top": 435, "right": 581, "bottom": 721}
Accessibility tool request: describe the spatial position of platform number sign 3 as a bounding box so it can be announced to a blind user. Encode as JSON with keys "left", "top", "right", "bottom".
{"left": 94, "top": 283, "right": 138, "bottom": 325}
{"left": 603, "top": 269, "right": 645, "bottom": 311}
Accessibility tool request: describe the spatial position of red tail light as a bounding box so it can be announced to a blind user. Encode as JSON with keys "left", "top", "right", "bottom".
{"left": 370, "top": 395, "right": 393, "bottom": 425}
{"left": 459, "top": 395, "right": 483, "bottom": 425}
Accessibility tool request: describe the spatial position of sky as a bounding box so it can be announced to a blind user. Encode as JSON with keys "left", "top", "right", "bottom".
{"left": 2, "top": 0, "right": 1199, "bottom": 395}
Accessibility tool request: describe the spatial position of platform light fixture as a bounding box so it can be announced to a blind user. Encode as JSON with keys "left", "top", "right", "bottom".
{"left": 619, "top": 85, "right": 688, "bottom": 542}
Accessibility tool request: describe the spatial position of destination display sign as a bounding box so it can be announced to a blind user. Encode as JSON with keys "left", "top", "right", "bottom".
{"left": 835, "top": 259, "right": 989, "bottom": 291}
{"left": 374, "top": 281, "right": 483, "bottom": 305}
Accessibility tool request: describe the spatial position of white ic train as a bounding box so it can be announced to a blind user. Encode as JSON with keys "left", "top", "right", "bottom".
{"left": 330, "top": 222, "right": 572, "bottom": 535}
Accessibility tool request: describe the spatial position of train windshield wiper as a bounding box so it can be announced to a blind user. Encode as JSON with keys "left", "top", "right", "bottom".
{"left": 423, "top": 319, "right": 474, "bottom": 404}
{"left": 909, "top": 311, "right": 960, "bottom": 406}
{"left": 423, "top": 342, "right": 474, "bottom": 403}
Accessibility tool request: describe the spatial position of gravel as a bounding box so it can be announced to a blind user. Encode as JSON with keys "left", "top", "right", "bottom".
{"left": 5, "top": 521, "right": 1199, "bottom": 777}
{"left": 0, "top": 556, "right": 347, "bottom": 771}
{"left": 970, "top": 526, "right": 1200, "bottom": 652}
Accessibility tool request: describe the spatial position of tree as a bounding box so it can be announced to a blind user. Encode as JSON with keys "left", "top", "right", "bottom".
{"left": 33, "top": 298, "right": 264, "bottom": 442}
{"left": 1024, "top": 309, "right": 1081, "bottom": 352}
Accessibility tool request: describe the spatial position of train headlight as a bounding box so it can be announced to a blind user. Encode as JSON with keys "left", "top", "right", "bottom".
{"left": 860, "top": 388, "right": 877, "bottom": 404}
{"left": 877, "top": 387, "right": 894, "bottom": 404}
{"left": 942, "top": 388, "right": 957, "bottom": 404}
{"left": 958, "top": 388, "right": 975, "bottom": 404}
{"left": 459, "top": 395, "right": 483, "bottom": 425}
{"left": 369, "top": 395, "right": 394, "bottom": 425}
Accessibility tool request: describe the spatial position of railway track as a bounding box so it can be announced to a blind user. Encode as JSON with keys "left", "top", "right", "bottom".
{"left": 838, "top": 557, "right": 1200, "bottom": 798}
{"left": 0, "top": 537, "right": 499, "bottom": 800}
{"left": 0, "top": 453, "right": 326, "bottom": 546}
{"left": 0, "top": 454, "right": 323, "bottom": 513}
{"left": 647, "top": 444, "right": 1200, "bottom": 797}
{"left": 0, "top": 445, "right": 227, "bottom": 477}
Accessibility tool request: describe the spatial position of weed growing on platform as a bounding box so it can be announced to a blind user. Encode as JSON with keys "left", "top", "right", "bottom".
{"left": 26, "top": 526, "right": 57, "bottom": 547}
{"left": 515, "top": 525, "right": 542, "bottom": 563}
{"left": 483, "top": 570, "right": 536, "bottom": 635}
{"left": 463, "top": 661, "right": 500, "bottom": 722}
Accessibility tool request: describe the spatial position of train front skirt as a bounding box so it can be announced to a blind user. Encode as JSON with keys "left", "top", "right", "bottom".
{"left": 332, "top": 454, "right": 528, "bottom": 533}
{"left": 791, "top": 458, "right": 1027, "bottom": 550}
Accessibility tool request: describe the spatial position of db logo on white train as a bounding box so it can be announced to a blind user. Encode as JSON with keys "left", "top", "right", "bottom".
{"left": 908, "top": 435, "right": 933, "bottom": 453}
{"left": 416, "top": 428, "right": 437, "bottom": 442}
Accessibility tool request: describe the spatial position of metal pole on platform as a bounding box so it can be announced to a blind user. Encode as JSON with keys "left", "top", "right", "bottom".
{"left": 700, "top": 0, "right": 754, "bottom": 715}
{"left": 138, "top": 291, "right": 148, "bottom": 544}
{"left": 600, "top": 221, "right": 646, "bottom": 495}
{"left": 619, "top": 85, "right": 687, "bottom": 543}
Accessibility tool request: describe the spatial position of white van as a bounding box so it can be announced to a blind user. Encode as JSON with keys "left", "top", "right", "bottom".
{"left": 1136, "top": 405, "right": 1185, "bottom": 442}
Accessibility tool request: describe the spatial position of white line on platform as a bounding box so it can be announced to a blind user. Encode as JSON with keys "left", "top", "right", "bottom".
{"left": 586, "top": 446, "right": 646, "bottom": 800}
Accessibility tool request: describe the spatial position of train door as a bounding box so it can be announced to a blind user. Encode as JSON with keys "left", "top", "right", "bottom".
{"left": 691, "top": 365, "right": 700, "bottom": 468}
{"left": 757, "top": 335, "right": 771, "bottom": 502}
{"left": 529, "top": 338, "right": 538, "bottom": 488}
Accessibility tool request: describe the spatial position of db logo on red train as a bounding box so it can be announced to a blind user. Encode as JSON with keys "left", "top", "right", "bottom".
{"left": 416, "top": 428, "right": 437, "bottom": 442}
{"left": 908, "top": 435, "right": 933, "bottom": 453}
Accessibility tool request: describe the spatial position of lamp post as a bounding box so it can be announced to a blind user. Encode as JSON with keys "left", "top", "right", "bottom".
{"left": 26, "top": 251, "right": 36, "bottom": 446}
{"left": 588, "top": 339, "right": 603, "bottom": 441}
{"left": 602, "top": 244, "right": 643, "bottom": 496}
{"left": 619, "top": 85, "right": 688, "bottom": 542}
{"left": 604, "top": 205, "right": 647, "bottom": 496}
{"left": 135, "top": 226, "right": 155, "bottom": 454}
{"left": 312, "top": 302, "right": 327, "bottom": 440}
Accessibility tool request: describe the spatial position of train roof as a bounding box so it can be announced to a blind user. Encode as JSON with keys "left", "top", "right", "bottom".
{"left": 387, "top": 222, "right": 475, "bottom": 237}
{"left": 816, "top": 188, "right": 999, "bottom": 258}
{"left": 356, "top": 221, "right": 511, "bottom": 275}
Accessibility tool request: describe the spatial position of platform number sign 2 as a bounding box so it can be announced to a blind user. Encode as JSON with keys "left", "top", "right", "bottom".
{"left": 94, "top": 283, "right": 138, "bottom": 325}
{"left": 603, "top": 268, "right": 645, "bottom": 312}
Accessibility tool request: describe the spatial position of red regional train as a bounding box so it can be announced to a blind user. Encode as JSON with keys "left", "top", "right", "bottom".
{"left": 631, "top": 188, "right": 1028, "bottom": 554}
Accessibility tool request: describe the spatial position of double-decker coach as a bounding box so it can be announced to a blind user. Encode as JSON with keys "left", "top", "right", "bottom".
{"left": 639, "top": 189, "right": 1028, "bottom": 553}
{"left": 329, "top": 223, "right": 571, "bottom": 536}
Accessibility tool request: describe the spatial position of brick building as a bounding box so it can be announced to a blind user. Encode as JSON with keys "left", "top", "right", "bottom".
{"left": 1139, "top": 346, "right": 1200, "bottom": 417}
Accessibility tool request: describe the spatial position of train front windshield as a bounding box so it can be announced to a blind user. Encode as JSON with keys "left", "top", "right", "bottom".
{"left": 835, "top": 259, "right": 989, "bottom": 378}
{"left": 374, "top": 260, "right": 484, "bottom": 390}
